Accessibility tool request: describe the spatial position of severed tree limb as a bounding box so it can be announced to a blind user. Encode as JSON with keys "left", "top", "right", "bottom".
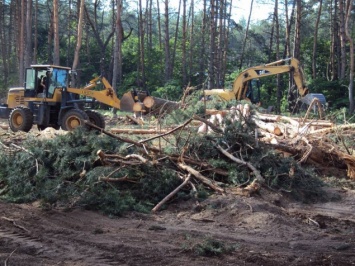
{"left": 193, "top": 115, "right": 224, "bottom": 134}
{"left": 85, "top": 120, "right": 161, "bottom": 153}
{"left": 177, "top": 163, "right": 225, "bottom": 193}
{"left": 152, "top": 174, "right": 192, "bottom": 212}
{"left": 110, "top": 128, "right": 169, "bottom": 134}
{"left": 214, "top": 144, "right": 264, "bottom": 184}
{"left": 138, "top": 118, "right": 193, "bottom": 144}
{"left": 126, "top": 115, "right": 144, "bottom": 125}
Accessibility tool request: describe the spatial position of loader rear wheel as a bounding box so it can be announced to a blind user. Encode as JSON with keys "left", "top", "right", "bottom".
{"left": 61, "top": 109, "right": 89, "bottom": 131}
{"left": 85, "top": 110, "right": 105, "bottom": 129}
{"left": 9, "top": 107, "right": 34, "bottom": 132}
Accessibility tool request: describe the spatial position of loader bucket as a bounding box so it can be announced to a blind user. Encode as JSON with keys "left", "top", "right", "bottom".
{"left": 120, "top": 91, "right": 136, "bottom": 112}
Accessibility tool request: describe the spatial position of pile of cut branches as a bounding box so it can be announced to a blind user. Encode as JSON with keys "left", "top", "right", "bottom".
{"left": 0, "top": 98, "right": 352, "bottom": 215}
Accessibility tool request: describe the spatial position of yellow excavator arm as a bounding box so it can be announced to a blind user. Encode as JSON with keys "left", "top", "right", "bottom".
{"left": 204, "top": 58, "right": 309, "bottom": 102}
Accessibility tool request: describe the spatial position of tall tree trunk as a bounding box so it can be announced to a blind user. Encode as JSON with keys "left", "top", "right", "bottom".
{"left": 199, "top": 0, "right": 207, "bottom": 87}
{"left": 345, "top": 0, "right": 354, "bottom": 113}
{"left": 312, "top": 0, "right": 322, "bottom": 79}
{"left": 53, "top": 0, "right": 60, "bottom": 65}
{"left": 33, "top": 0, "right": 38, "bottom": 64}
{"left": 112, "top": 0, "right": 123, "bottom": 115}
{"left": 72, "top": 0, "right": 85, "bottom": 87}
{"left": 274, "top": 0, "right": 282, "bottom": 113}
{"left": 329, "top": 0, "right": 339, "bottom": 81}
{"left": 293, "top": 0, "right": 301, "bottom": 59}
{"left": 283, "top": 0, "right": 290, "bottom": 58}
{"left": 188, "top": 0, "right": 194, "bottom": 84}
{"left": 171, "top": 0, "right": 181, "bottom": 75}
{"left": 66, "top": 0, "right": 72, "bottom": 66}
{"left": 138, "top": 0, "right": 146, "bottom": 88}
{"left": 18, "top": 0, "right": 25, "bottom": 85}
{"left": 182, "top": 0, "right": 187, "bottom": 85}
{"left": 208, "top": 0, "right": 216, "bottom": 89}
{"left": 25, "top": 0, "right": 32, "bottom": 67}
{"left": 338, "top": 0, "right": 346, "bottom": 79}
{"left": 163, "top": 0, "right": 172, "bottom": 81}
{"left": 156, "top": 0, "right": 162, "bottom": 49}
{"left": 239, "top": 0, "right": 253, "bottom": 69}
{"left": 0, "top": 0, "right": 9, "bottom": 85}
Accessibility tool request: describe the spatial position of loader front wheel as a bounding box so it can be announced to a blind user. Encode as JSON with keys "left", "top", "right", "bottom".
{"left": 61, "top": 109, "right": 89, "bottom": 131}
{"left": 85, "top": 110, "right": 105, "bottom": 129}
{"left": 9, "top": 107, "right": 34, "bottom": 132}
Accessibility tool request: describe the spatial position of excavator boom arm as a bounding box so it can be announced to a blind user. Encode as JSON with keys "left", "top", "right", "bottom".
{"left": 234, "top": 58, "right": 308, "bottom": 100}
{"left": 204, "top": 58, "right": 309, "bottom": 102}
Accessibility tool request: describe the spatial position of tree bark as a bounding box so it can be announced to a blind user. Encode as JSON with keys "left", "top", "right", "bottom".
{"left": 344, "top": 0, "right": 354, "bottom": 113}
{"left": 72, "top": 0, "right": 85, "bottom": 87}
{"left": 293, "top": 0, "right": 301, "bottom": 59}
{"left": 163, "top": 0, "right": 172, "bottom": 81}
{"left": 53, "top": 0, "right": 60, "bottom": 65}
{"left": 239, "top": 0, "right": 253, "bottom": 69}
{"left": 312, "top": 0, "right": 323, "bottom": 79}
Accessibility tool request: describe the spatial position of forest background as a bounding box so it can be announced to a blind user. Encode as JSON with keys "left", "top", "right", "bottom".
{"left": 0, "top": 0, "right": 354, "bottom": 114}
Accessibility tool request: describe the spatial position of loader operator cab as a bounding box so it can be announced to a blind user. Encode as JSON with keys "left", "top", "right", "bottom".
{"left": 24, "top": 65, "right": 70, "bottom": 98}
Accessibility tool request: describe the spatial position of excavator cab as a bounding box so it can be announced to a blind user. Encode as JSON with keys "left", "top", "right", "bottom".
{"left": 245, "top": 79, "right": 261, "bottom": 104}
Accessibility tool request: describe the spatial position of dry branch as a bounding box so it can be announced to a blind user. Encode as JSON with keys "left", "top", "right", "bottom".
{"left": 110, "top": 128, "right": 170, "bottom": 134}
{"left": 214, "top": 144, "right": 264, "bottom": 184}
{"left": 126, "top": 115, "right": 144, "bottom": 125}
{"left": 152, "top": 174, "right": 192, "bottom": 212}
{"left": 85, "top": 120, "right": 161, "bottom": 154}
{"left": 177, "top": 163, "right": 224, "bottom": 193}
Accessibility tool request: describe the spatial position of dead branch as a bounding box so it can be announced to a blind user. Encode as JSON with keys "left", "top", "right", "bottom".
{"left": 1, "top": 216, "right": 30, "bottom": 233}
{"left": 85, "top": 120, "right": 161, "bottom": 154}
{"left": 4, "top": 248, "right": 17, "bottom": 266}
{"left": 177, "top": 163, "right": 225, "bottom": 193}
{"left": 110, "top": 128, "right": 169, "bottom": 134}
{"left": 152, "top": 174, "right": 192, "bottom": 212}
{"left": 214, "top": 144, "right": 264, "bottom": 184}
{"left": 307, "top": 123, "right": 355, "bottom": 135}
{"left": 126, "top": 115, "right": 144, "bottom": 125}
{"left": 138, "top": 118, "right": 193, "bottom": 144}
{"left": 229, "top": 179, "right": 262, "bottom": 197}
{"left": 193, "top": 115, "right": 224, "bottom": 134}
{"left": 99, "top": 175, "right": 138, "bottom": 183}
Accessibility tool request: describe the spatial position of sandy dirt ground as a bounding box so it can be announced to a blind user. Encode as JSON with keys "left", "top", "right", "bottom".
{"left": 1, "top": 119, "right": 355, "bottom": 265}
{"left": 0, "top": 188, "right": 355, "bottom": 266}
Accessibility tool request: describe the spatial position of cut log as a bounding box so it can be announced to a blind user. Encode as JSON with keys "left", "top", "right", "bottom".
{"left": 137, "top": 92, "right": 180, "bottom": 115}
{"left": 252, "top": 119, "right": 282, "bottom": 136}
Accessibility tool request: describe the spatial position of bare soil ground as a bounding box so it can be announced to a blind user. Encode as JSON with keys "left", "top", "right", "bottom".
{"left": 1, "top": 118, "right": 355, "bottom": 265}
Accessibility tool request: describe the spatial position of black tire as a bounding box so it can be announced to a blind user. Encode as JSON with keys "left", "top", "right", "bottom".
{"left": 9, "top": 106, "right": 34, "bottom": 132}
{"left": 61, "top": 109, "right": 89, "bottom": 131}
{"left": 85, "top": 110, "right": 105, "bottom": 129}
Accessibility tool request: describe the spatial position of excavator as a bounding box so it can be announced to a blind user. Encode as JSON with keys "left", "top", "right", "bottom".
{"left": 0, "top": 64, "right": 154, "bottom": 132}
{"left": 203, "top": 57, "right": 325, "bottom": 113}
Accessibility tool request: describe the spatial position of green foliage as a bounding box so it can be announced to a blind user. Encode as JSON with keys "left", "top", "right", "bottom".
{"left": 152, "top": 80, "right": 183, "bottom": 101}
{"left": 307, "top": 78, "right": 348, "bottom": 110}
{"left": 194, "top": 238, "right": 236, "bottom": 257}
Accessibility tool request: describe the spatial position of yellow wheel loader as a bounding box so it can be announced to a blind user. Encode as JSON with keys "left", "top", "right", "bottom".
{"left": 0, "top": 65, "right": 153, "bottom": 132}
